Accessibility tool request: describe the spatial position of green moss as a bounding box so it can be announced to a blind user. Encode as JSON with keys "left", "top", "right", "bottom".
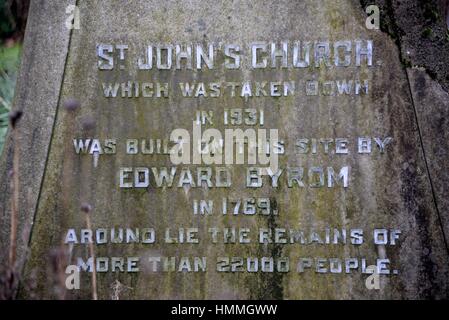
{"left": 422, "top": 3, "right": 440, "bottom": 23}
{"left": 422, "top": 27, "right": 433, "bottom": 38}
{"left": 0, "top": 43, "right": 21, "bottom": 152}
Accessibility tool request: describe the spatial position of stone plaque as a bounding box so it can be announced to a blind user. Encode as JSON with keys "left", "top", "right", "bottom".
{"left": 1, "top": 0, "right": 448, "bottom": 299}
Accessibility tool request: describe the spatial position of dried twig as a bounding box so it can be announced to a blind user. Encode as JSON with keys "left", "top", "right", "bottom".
{"left": 81, "top": 203, "right": 97, "bottom": 300}
{"left": 0, "top": 110, "right": 24, "bottom": 300}
{"left": 8, "top": 110, "right": 22, "bottom": 270}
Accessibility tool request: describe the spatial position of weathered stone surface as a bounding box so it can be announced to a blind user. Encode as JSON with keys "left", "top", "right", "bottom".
{"left": 407, "top": 68, "right": 449, "bottom": 242}
{"left": 361, "top": 0, "right": 449, "bottom": 92}
{"left": 1, "top": 0, "right": 448, "bottom": 299}
{"left": 0, "top": 0, "right": 74, "bottom": 267}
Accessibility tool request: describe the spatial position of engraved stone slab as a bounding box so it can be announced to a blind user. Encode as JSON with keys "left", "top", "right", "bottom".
{"left": 1, "top": 0, "right": 448, "bottom": 299}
